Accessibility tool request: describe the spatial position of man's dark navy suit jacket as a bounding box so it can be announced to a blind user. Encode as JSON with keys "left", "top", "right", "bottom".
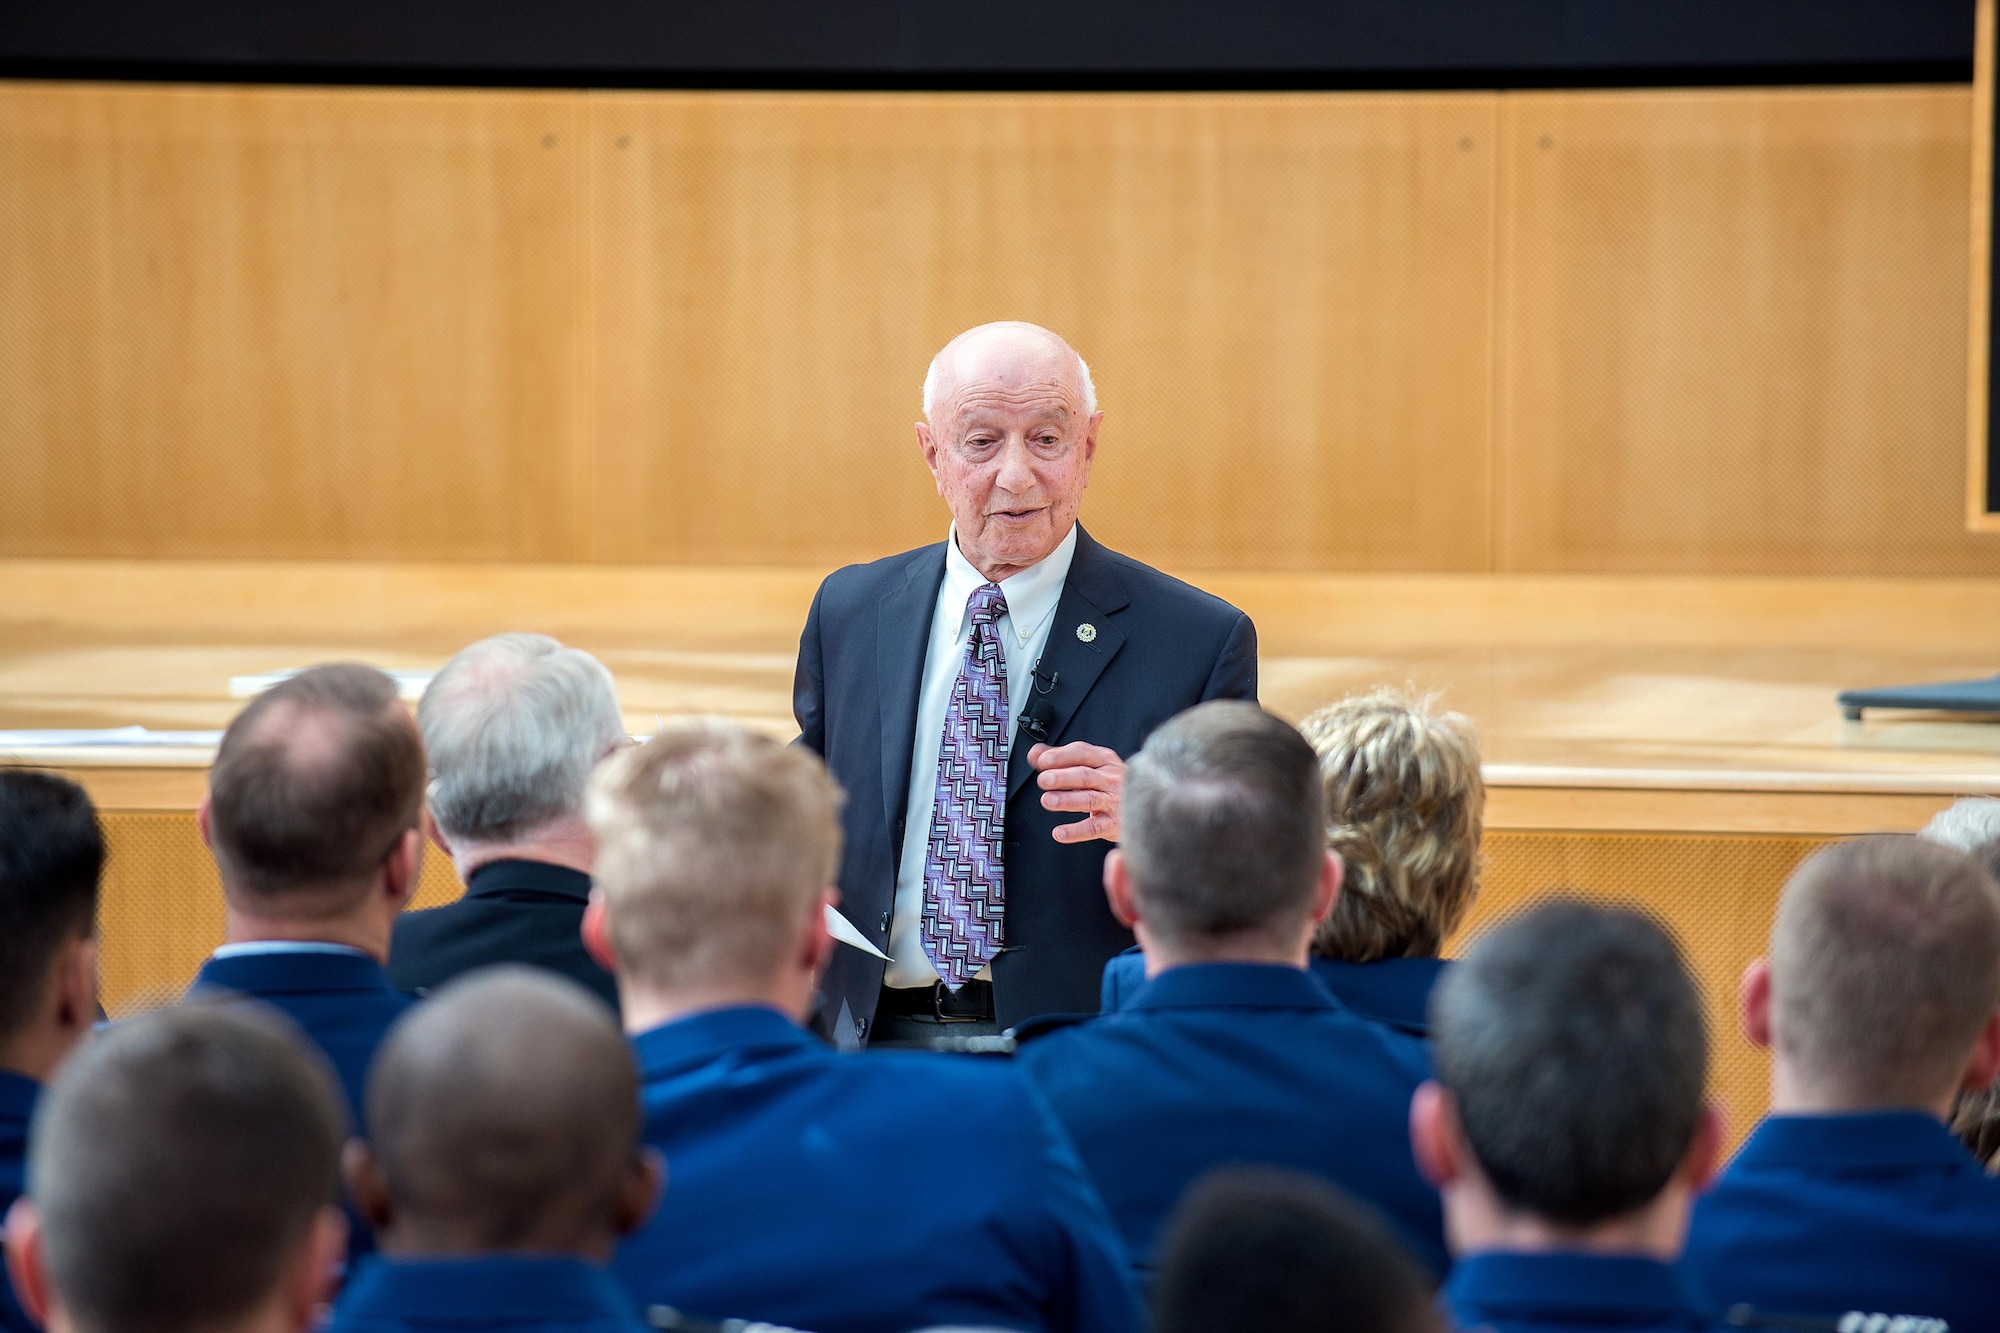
{"left": 795, "top": 525, "right": 1257, "bottom": 1037}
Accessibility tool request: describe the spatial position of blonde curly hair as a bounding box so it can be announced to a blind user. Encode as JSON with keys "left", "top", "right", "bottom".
{"left": 1298, "top": 688, "right": 1484, "bottom": 963}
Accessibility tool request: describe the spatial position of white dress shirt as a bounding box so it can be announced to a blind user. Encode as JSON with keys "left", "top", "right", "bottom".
{"left": 884, "top": 523, "right": 1079, "bottom": 988}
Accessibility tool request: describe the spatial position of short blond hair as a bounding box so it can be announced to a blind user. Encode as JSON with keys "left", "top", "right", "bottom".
{"left": 585, "top": 718, "right": 844, "bottom": 992}
{"left": 1298, "top": 688, "right": 1484, "bottom": 962}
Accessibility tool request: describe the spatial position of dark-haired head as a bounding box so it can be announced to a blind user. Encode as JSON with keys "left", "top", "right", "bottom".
{"left": 0, "top": 770, "right": 103, "bottom": 1082}
{"left": 1414, "top": 898, "right": 1719, "bottom": 1257}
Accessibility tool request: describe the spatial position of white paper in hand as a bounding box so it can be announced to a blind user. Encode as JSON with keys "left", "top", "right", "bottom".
{"left": 823, "top": 904, "right": 890, "bottom": 960}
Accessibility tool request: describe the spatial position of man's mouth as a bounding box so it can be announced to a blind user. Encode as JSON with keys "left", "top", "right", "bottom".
{"left": 991, "top": 507, "right": 1043, "bottom": 524}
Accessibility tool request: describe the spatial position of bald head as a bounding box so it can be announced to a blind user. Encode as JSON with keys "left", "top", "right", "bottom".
{"left": 1770, "top": 835, "right": 2000, "bottom": 1108}
{"left": 916, "top": 323, "right": 1101, "bottom": 583}
{"left": 355, "top": 968, "right": 655, "bottom": 1258}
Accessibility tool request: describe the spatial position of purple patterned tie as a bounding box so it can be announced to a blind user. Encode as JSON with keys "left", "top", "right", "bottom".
{"left": 921, "top": 582, "right": 1011, "bottom": 989}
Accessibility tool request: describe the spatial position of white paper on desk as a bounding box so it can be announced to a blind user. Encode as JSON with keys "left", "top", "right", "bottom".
{"left": 824, "top": 904, "right": 890, "bottom": 960}
{"left": 0, "top": 727, "right": 224, "bottom": 748}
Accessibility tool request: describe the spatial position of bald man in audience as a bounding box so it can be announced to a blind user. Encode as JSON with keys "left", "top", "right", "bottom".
{"left": 1415, "top": 900, "right": 1723, "bottom": 1333}
{"left": 3, "top": 1003, "right": 349, "bottom": 1333}
{"left": 587, "top": 719, "right": 1140, "bottom": 1333}
{"left": 331, "top": 968, "right": 658, "bottom": 1333}
{"left": 1684, "top": 836, "right": 2000, "bottom": 1331}
{"left": 193, "top": 663, "right": 427, "bottom": 1259}
{"left": 0, "top": 773, "right": 103, "bottom": 1333}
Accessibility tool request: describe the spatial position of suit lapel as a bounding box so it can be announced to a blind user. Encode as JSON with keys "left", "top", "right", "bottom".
{"left": 879, "top": 547, "right": 947, "bottom": 842}
{"left": 1006, "top": 527, "right": 1131, "bottom": 803}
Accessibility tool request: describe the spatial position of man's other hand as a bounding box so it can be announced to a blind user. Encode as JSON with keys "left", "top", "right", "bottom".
{"left": 1028, "top": 742, "right": 1124, "bottom": 844}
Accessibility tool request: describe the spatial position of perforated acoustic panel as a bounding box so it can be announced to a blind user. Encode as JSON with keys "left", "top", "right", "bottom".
{"left": 96, "top": 811, "right": 465, "bottom": 1018}
{"left": 1453, "top": 831, "right": 1829, "bottom": 1148}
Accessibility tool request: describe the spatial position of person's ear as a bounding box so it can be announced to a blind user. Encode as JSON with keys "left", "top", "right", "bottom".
{"left": 1960, "top": 1008, "right": 2000, "bottom": 1095}
{"left": 1409, "top": 1082, "right": 1465, "bottom": 1190}
{"left": 802, "top": 891, "right": 837, "bottom": 978}
{"left": 54, "top": 931, "right": 99, "bottom": 1045}
{"left": 341, "top": 1140, "right": 394, "bottom": 1235}
{"left": 1080, "top": 409, "right": 1103, "bottom": 478}
{"left": 422, "top": 806, "right": 452, "bottom": 857}
{"left": 1310, "top": 850, "right": 1344, "bottom": 925}
{"left": 1739, "top": 957, "right": 1773, "bottom": 1051}
{"left": 1103, "top": 850, "right": 1139, "bottom": 929}
{"left": 381, "top": 827, "right": 423, "bottom": 910}
{"left": 916, "top": 421, "right": 941, "bottom": 487}
{"left": 196, "top": 792, "right": 215, "bottom": 850}
{"left": 581, "top": 893, "right": 619, "bottom": 974}
{"left": 614, "top": 1147, "right": 665, "bottom": 1238}
{"left": 283, "top": 1206, "right": 350, "bottom": 1326}
{"left": 1680, "top": 1101, "right": 1728, "bottom": 1194}
{"left": 4, "top": 1198, "right": 55, "bottom": 1332}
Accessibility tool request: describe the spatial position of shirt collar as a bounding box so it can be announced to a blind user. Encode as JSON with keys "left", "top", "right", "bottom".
{"left": 1128, "top": 962, "right": 1341, "bottom": 1014}
{"left": 210, "top": 940, "right": 373, "bottom": 961}
{"left": 630, "top": 1004, "right": 819, "bottom": 1079}
{"left": 338, "top": 1255, "right": 638, "bottom": 1325}
{"left": 1445, "top": 1252, "right": 1711, "bottom": 1329}
{"left": 465, "top": 858, "right": 594, "bottom": 904}
{"left": 1731, "top": 1110, "right": 1977, "bottom": 1172}
{"left": 0, "top": 1070, "right": 39, "bottom": 1124}
{"left": 194, "top": 948, "right": 398, "bottom": 997}
{"left": 942, "top": 522, "right": 1078, "bottom": 648}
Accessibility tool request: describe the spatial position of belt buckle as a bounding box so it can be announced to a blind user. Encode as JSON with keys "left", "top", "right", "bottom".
{"left": 932, "top": 980, "right": 982, "bottom": 1024}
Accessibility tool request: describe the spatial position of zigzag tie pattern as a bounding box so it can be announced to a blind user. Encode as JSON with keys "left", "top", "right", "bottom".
{"left": 921, "top": 581, "right": 1011, "bottom": 989}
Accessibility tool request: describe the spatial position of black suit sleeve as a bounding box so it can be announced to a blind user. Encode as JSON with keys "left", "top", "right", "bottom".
{"left": 1199, "top": 612, "right": 1258, "bottom": 703}
{"left": 794, "top": 581, "right": 828, "bottom": 754}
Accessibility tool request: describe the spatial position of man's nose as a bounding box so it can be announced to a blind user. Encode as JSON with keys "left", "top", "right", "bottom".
{"left": 993, "top": 438, "right": 1037, "bottom": 494}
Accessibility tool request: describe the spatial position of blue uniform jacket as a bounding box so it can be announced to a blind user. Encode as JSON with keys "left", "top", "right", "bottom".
{"left": 1685, "top": 1112, "right": 2000, "bottom": 1333}
{"left": 1444, "top": 1253, "right": 1714, "bottom": 1333}
{"left": 0, "top": 1071, "right": 37, "bottom": 1333}
{"left": 1099, "top": 946, "right": 1448, "bottom": 1036}
{"left": 613, "top": 1005, "right": 1142, "bottom": 1333}
{"left": 190, "top": 948, "right": 415, "bottom": 1263}
{"left": 1014, "top": 962, "right": 1447, "bottom": 1278}
{"left": 331, "top": 1257, "right": 646, "bottom": 1333}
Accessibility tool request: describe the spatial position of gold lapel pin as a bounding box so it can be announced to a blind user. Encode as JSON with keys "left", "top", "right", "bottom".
{"left": 1076, "top": 623, "right": 1097, "bottom": 643}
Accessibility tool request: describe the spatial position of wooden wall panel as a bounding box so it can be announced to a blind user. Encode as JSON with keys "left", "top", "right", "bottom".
{"left": 0, "top": 83, "right": 585, "bottom": 560}
{"left": 1497, "top": 88, "right": 1993, "bottom": 574}
{"left": 586, "top": 92, "right": 1498, "bottom": 569}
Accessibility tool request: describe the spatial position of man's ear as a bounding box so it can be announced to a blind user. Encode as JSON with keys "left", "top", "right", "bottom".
{"left": 4, "top": 1198, "right": 55, "bottom": 1331}
{"left": 196, "top": 792, "right": 215, "bottom": 850}
{"left": 1310, "top": 850, "right": 1344, "bottom": 926}
{"left": 55, "top": 931, "right": 99, "bottom": 1043}
{"left": 1079, "top": 410, "right": 1103, "bottom": 479}
{"left": 1739, "top": 957, "right": 1774, "bottom": 1051}
{"left": 422, "top": 806, "right": 452, "bottom": 857}
{"left": 381, "top": 827, "right": 423, "bottom": 910}
{"left": 341, "top": 1140, "right": 394, "bottom": 1235}
{"left": 283, "top": 1206, "right": 350, "bottom": 1324}
{"left": 802, "top": 891, "right": 837, "bottom": 978}
{"left": 1681, "top": 1101, "right": 1728, "bottom": 1194}
{"left": 581, "top": 893, "right": 618, "bottom": 974}
{"left": 615, "top": 1147, "right": 666, "bottom": 1238}
{"left": 1409, "top": 1082, "right": 1465, "bottom": 1190}
{"left": 1960, "top": 1008, "right": 2000, "bottom": 1095}
{"left": 1103, "top": 850, "right": 1139, "bottom": 929}
{"left": 916, "top": 421, "right": 941, "bottom": 486}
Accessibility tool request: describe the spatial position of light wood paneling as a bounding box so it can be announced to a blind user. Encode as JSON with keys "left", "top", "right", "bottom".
{"left": 586, "top": 92, "right": 1498, "bottom": 569}
{"left": 1497, "top": 87, "right": 1991, "bottom": 574}
{"left": 1969, "top": 0, "right": 1997, "bottom": 531}
{"left": 0, "top": 82, "right": 586, "bottom": 560}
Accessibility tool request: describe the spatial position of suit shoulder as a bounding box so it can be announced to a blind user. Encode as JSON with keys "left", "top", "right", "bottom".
{"left": 1091, "top": 544, "right": 1248, "bottom": 630}
{"left": 815, "top": 543, "right": 945, "bottom": 605}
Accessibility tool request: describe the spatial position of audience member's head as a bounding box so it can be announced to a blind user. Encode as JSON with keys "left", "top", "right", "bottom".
{"left": 347, "top": 967, "right": 657, "bottom": 1260}
{"left": 1920, "top": 797, "right": 2000, "bottom": 857}
{"left": 200, "top": 664, "right": 426, "bottom": 946}
{"left": 1110, "top": 701, "right": 1340, "bottom": 967}
{"left": 0, "top": 772, "right": 102, "bottom": 1082}
{"left": 1413, "top": 899, "right": 1718, "bottom": 1259}
{"left": 418, "top": 634, "right": 625, "bottom": 870}
{"left": 3, "top": 1003, "right": 347, "bottom": 1333}
{"left": 1300, "top": 688, "right": 1483, "bottom": 963}
{"left": 1745, "top": 835, "right": 2000, "bottom": 1118}
{"left": 585, "top": 717, "right": 844, "bottom": 1025}
{"left": 1153, "top": 1168, "right": 1439, "bottom": 1333}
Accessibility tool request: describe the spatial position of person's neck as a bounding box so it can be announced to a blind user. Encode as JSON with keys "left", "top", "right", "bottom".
{"left": 380, "top": 1224, "right": 616, "bottom": 1266}
{"left": 0, "top": 1026, "right": 80, "bottom": 1086}
{"left": 224, "top": 904, "right": 391, "bottom": 965}
{"left": 619, "top": 978, "right": 809, "bottom": 1036}
{"left": 1769, "top": 1059, "right": 1955, "bottom": 1122}
{"left": 447, "top": 818, "right": 595, "bottom": 880}
{"left": 1449, "top": 1185, "right": 1691, "bottom": 1265}
{"left": 1139, "top": 924, "right": 1310, "bottom": 977}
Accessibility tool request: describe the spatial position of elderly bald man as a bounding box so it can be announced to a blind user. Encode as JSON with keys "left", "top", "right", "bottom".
{"left": 797, "top": 321, "right": 1257, "bottom": 1042}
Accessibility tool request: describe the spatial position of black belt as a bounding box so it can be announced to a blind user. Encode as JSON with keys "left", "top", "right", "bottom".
{"left": 878, "top": 979, "right": 995, "bottom": 1023}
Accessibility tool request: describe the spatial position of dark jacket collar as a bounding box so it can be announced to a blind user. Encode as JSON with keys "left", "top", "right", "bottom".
{"left": 338, "top": 1255, "right": 637, "bottom": 1324}
{"left": 1128, "top": 962, "right": 1340, "bottom": 1014}
{"left": 1446, "top": 1252, "right": 1710, "bottom": 1329}
{"left": 631, "top": 1004, "right": 818, "bottom": 1080}
{"left": 465, "top": 858, "right": 593, "bottom": 905}
{"left": 1312, "top": 956, "right": 1447, "bottom": 1035}
{"left": 1731, "top": 1111, "right": 1977, "bottom": 1172}
{"left": 193, "top": 948, "right": 398, "bottom": 998}
{"left": 0, "top": 1070, "right": 37, "bottom": 1126}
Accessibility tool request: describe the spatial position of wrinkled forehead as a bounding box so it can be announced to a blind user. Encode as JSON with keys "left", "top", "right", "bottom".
{"left": 932, "top": 329, "right": 1088, "bottom": 426}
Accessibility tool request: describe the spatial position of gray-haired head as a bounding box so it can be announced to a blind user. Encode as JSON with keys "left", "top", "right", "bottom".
{"left": 1920, "top": 798, "right": 2000, "bottom": 856}
{"left": 419, "top": 634, "right": 625, "bottom": 846}
{"left": 922, "top": 321, "right": 1098, "bottom": 422}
